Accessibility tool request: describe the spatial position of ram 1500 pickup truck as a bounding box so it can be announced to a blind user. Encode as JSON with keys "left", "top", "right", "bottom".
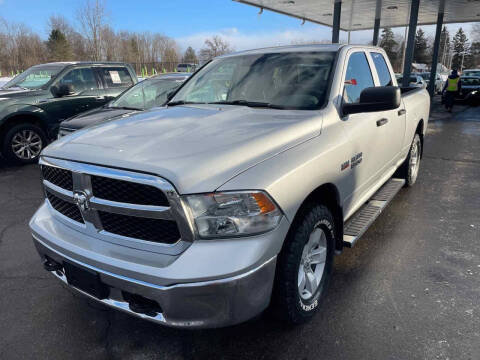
{"left": 30, "top": 45, "right": 430, "bottom": 328}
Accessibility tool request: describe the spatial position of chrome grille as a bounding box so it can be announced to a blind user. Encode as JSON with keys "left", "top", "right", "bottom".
{"left": 40, "top": 158, "right": 191, "bottom": 251}
{"left": 42, "top": 165, "right": 73, "bottom": 191}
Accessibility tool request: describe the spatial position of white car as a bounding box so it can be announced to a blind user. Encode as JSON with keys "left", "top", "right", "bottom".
{"left": 396, "top": 74, "right": 427, "bottom": 88}
{"left": 418, "top": 72, "right": 444, "bottom": 93}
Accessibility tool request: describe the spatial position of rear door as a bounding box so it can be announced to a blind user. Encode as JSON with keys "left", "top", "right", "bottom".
{"left": 40, "top": 66, "right": 103, "bottom": 123}
{"left": 96, "top": 66, "right": 135, "bottom": 102}
{"left": 368, "top": 51, "right": 406, "bottom": 168}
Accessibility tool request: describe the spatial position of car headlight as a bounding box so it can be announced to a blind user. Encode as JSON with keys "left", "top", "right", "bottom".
{"left": 184, "top": 191, "right": 282, "bottom": 238}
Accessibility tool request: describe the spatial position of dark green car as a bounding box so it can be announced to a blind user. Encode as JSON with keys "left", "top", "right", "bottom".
{"left": 0, "top": 62, "right": 137, "bottom": 164}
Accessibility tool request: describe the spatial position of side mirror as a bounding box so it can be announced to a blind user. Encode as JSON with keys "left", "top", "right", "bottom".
{"left": 342, "top": 86, "right": 401, "bottom": 116}
{"left": 51, "top": 83, "right": 75, "bottom": 97}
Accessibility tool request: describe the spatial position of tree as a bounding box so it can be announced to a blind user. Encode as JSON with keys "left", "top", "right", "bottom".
{"left": 46, "top": 29, "right": 72, "bottom": 61}
{"left": 452, "top": 27, "right": 473, "bottom": 71}
{"left": 413, "top": 28, "right": 429, "bottom": 64}
{"left": 438, "top": 26, "right": 451, "bottom": 67}
{"left": 199, "top": 36, "right": 232, "bottom": 61}
{"left": 183, "top": 46, "right": 197, "bottom": 64}
{"left": 77, "top": 0, "right": 108, "bottom": 60}
{"left": 379, "top": 28, "right": 398, "bottom": 64}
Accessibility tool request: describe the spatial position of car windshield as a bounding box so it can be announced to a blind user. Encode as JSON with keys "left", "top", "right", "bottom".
{"left": 3, "top": 65, "right": 64, "bottom": 89}
{"left": 419, "top": 73, "right": 430, "bottom": 80}
{"left": 398, "top": 77, "right": 418, "bottom": 83}
{"left": 170, "top": 51, "right": 336, "bottom": 110}
{"left": 461, "top": 77, "right": 480, "bottom": 86}
{"left": 464, "top": 71, "right": 480, "bottom": 77}
{"left": 109, "top": 78, "right": 183, "bottom": 110}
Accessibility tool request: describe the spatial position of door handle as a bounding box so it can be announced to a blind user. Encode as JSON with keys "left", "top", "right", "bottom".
{"left": 376, "top": 118, "right": 388, "bottom": 127}
{"left": 398, "top": 109, "right": 406, "bottom": 116}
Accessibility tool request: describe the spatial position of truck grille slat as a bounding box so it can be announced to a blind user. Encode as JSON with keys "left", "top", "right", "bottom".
{"left": 98, "top": 211, "right": 180, "bottom": 244}
{"left": 91, "top": 176, "right": 169, "bottom": 206}
{"left": 46, "top": 191, "right": 84, "bottom": 224}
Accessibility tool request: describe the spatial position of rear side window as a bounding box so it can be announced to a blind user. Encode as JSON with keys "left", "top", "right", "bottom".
{"left": 343, "top": 52, "right": 374, "bottom": 104}
{"left": 371, "top": 52, "right": 393, "bottom": 86}
{"left": 100, "top": 67, "right": 133, "bottom": 88}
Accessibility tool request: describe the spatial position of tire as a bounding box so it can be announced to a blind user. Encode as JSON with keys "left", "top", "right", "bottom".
{"left": 2, "top": 123, "right": 47, "bottom": 164}
{"left": 395, "top": 133, "right": 422, "bottom": 187}
{"left": 270, "top": 204, "right": 335, "bottom": 324}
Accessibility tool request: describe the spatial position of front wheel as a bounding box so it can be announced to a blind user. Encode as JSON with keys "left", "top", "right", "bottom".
{"left": 271, "top": 204, "right": 335, "bottom": 324}
{"left": 2, "top": 123, "right": 47, "bottom": 164}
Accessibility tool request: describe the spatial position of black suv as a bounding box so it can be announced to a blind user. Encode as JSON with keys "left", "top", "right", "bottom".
{"left": 0, "top": 62, "right": 137, "bottom": 164}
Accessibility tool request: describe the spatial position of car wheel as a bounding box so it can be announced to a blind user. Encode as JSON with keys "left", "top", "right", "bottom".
{"left": 270, "top": 204, "right": 335, "bottom": 324}
{"left": 396, "top": 133, "right": 422, "bottom": 187}
{"left": 2, "top": 123, "right": 47, "bottom": 164}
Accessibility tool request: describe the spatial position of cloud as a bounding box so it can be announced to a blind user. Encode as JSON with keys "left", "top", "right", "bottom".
{"left": 175, "top": 26, "right": 340, "bottom": 53}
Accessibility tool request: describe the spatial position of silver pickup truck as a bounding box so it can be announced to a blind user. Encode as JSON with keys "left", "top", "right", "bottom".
{"left": 30, "top": 44, "right": 430, "bottom": 328}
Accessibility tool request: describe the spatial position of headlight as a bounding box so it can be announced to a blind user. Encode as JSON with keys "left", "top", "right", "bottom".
{"left": 184, "top": 191, "right": 282, "bottom": 238}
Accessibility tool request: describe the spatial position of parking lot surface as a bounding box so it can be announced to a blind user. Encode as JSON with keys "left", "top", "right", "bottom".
{"left": 1, "top": 100, "right": 479, "bottom": 360}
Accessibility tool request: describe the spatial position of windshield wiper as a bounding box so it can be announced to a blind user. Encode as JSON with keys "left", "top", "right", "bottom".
{"left": 109, "top": 106, "right": 143, "bottom": 111}
{"left": 209, "top": 100, "right": 285, "bottom": 109}
{"left": 167, "top": 100, "right": 205, "bottom": 107}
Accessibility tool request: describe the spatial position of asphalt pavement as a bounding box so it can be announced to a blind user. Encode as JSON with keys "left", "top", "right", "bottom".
{"left": 0, "top": 99, "right": 479, "bottom": 360}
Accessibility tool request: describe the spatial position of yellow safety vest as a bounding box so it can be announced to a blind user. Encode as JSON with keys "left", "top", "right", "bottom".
{"left": 446, "top": 77, "right": 459, "bottom": 92}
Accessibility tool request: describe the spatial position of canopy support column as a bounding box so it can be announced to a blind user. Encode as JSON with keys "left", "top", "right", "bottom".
{"left": 427, "top": 0, "right": 445, "bottom": 97}
{"left": 402, "top": 0, "right": 420, "bottom": 88}
{"left": 373, "top": 0, "right": 382, "bottom": 45}
{"left": 332, "top": 0, "right": 342, "bottom": 43}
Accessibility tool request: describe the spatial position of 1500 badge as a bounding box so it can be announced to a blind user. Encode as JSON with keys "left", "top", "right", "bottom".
{"left": 341, "top": 152, "right": 363, "bottom": 171}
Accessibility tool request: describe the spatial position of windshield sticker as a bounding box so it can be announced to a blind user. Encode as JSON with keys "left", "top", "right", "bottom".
{"left": 109, "top": 71, "right": 121, "bottom": 84}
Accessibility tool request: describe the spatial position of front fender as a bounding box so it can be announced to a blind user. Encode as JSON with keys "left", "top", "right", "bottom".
{"left": 0, "top": 104, "right": 50, "bottom": 130}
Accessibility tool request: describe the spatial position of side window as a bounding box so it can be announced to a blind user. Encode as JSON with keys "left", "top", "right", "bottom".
{"left": 371, "top": 52, "right": 393, "bottom": 86}
{"left": 101, "top": 67, "right": 134, "bottom": 88}
{"left": 343, "top": 52, "right": 374, "bottom": 104}
{"left": 57, "top": 68, "right": 98, "bottom": 94}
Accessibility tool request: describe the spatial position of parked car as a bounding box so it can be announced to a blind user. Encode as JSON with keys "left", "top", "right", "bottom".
{"left": 417, "top": 72, "right": 444, "bottom": 93}
{"left": 0, "top": 62, "right": 137, "bottom": 163}
{"left": 177, "top": 63, "right": 197, "bottom": 72}
{"left": 463, "top": 69, "right": 480, "bottom": 77}
{"left": 396, "top": 74, "right": 426, "bottom": 88}
{"left": 58, "top": 73, "right": 191, "bottom": 137}
{"left": 442, "top": 76, "right": 480, "bottom": 106}
{"left": 31, "top": 45, "right": 430, "bottom": 328}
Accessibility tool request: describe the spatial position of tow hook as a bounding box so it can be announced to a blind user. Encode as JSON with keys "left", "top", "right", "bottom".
{"left": 43, "top": 257, "right": 62, "bottom": 272}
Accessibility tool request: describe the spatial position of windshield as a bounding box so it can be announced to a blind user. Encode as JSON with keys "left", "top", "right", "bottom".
{"left": 3, "top": 65, "right": 64, "bottom": 89}
{"left": 419, "top": 73, "right": 430, "bottom": 80}
{"left": 109, "top": 78, "right": 182, "bottom": 110}
{"left": 171, "top": 52, "right": 336, "bottom": 110}
{"left": 464, "top": 71, "right": 480, "bottom": 77}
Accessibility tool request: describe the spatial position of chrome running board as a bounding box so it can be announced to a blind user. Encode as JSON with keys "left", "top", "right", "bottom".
{"left": 343, "top": 178, "right": 405, "bottom": 248}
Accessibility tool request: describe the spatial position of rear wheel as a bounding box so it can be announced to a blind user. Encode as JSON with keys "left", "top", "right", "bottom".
{"left": 271, "top": 204, "right": 335, "bottom": 324}
{"left": 396, "top": 133, "right": 422, "bottom": 187}
{"left": 2, "top": 123, "right": 47, "bottom": 164}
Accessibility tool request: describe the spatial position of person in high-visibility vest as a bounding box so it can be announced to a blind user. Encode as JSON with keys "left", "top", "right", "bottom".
{"left": 442, "top": 69, "right": 462, "bottom": 113}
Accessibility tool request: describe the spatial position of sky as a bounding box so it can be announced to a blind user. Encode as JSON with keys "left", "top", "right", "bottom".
{"left": 0, "top": 0, "right": 476, "bottom": 53}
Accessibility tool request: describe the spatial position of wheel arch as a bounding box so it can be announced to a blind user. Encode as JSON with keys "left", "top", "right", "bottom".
{"left": 287, "top": 183, "right": 344, "bottom": 252}
{"left": 0, "top": 112, "right": 48, "bottom": 147}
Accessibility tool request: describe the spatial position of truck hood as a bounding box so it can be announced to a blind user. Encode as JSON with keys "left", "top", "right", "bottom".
{"left": 0, "top": 88, "right": 44, "bottom": 98}
{"left": 44, "top": 104, "right": 322, "bottom": 194}
{"left": 60, "top": 107, "right": 137, "bottom": 130}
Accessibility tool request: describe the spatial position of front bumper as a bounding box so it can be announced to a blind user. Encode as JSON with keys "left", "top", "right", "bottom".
{"left": 34, "top": 236, "right": 276, "bottom": 328}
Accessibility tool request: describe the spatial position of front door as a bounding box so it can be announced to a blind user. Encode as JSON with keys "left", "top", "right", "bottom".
{"left": 41, "top": 67, "right": 103, "bottom": 123}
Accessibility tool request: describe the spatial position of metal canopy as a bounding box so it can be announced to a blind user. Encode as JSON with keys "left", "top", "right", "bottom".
{"left": 234, "top": 0, "right": 480, "bottom": 31}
